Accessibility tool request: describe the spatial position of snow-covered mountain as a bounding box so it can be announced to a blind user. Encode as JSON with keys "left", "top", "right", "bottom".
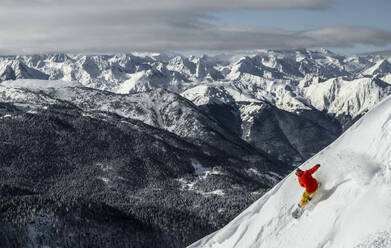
{"left": 0, "top": 80, "right": 284, "bottom": 248}
{"left": 363, "top": 59, "right": 391, "bottom": 76}
{"left": 0, "top": 60, "right": 49, "bottom": 81}
{"left": 181, "top": 75, "right": 391, "bottom": 164}
{"left": 0, "top": 79, "right": 268, "bottom": 160}
{"left": 2, "top": 50, "right": 391, "bottom": 165}
{"left": 189, "top": 95, "right": 391, "bottom": 248}
{"left": 1, "top": 50, "right": 389, "bottom": 96}
{"left": 182, "top": 85, "right": 340, "bottom": 164}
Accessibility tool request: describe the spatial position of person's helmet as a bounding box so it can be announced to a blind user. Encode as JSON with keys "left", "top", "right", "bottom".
{"left": 295, "top": 168, "right": 302, "bottom": 175}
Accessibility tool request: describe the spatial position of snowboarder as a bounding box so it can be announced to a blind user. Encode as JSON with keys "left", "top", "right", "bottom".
{"left": 296, "top": 164, "right": 320, "bottom": 208}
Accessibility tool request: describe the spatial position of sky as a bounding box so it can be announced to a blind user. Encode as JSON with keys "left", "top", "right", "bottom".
{"left": 0, "top": 0, "right": 390, "bottom": 55}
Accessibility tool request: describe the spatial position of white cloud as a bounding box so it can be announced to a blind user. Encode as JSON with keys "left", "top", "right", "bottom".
{"left": 1, "top": 0, "right": 390, "bottom": 54}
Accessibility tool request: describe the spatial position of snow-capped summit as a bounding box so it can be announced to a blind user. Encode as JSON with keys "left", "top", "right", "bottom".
{"left": 167, "top": 56, "right": 196, "bottom": 75}
{"left": 302, "top": 76, "right": 391, "bottom": 125}
{"left": 363, "top": 58, "right": 391, "bottom": 76}
{"left": 181, "top": 84, "right": 260, "bottom": 105}
{"left": 0, "top": 60, "right": 48, "bottom": 81}
{"left": 189, "top": 95, "right": 391, "bottom": 248}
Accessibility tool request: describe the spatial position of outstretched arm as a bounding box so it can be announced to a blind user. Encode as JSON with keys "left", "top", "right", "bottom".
{"left": 307, "top": 164, "right": 320, "bottom": 174}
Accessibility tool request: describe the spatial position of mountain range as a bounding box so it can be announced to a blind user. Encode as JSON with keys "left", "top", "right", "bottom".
{"left": 1, "top": 50, "right": 391, "bottom": 165}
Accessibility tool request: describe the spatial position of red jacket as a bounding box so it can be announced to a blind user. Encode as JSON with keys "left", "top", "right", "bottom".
{"left": 297, "top": 165, "right": 319, "bottom": 193}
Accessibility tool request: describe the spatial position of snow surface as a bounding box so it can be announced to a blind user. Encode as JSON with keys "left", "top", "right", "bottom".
{"left": 303, "top": 77, "right": 390, "bottom": 118}
{"left": 189, "top": 95, "right": 391, "bottom": 248}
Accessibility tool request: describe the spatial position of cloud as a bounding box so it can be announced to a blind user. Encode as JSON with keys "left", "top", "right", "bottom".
{"left": 1, "top": 0, "right": 391, "bottom": 54}
{"left": 2, "top": 0, "right": 334, "bottom": 12}
{"left": 299, "top": 26, "right": 391, "bottom": 47}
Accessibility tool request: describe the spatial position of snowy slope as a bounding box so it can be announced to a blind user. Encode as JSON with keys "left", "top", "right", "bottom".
{"left": 189, "top": 95, "right": 391, "bottom": 248}
{"left": 363, "top": 59, "right": 391, "bottom": 76}
{"left": 302, "top": 77, "right": 391, "bottom": 121}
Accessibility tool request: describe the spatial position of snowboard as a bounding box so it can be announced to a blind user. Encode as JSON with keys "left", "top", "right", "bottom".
{"left": 292, "top": 182, "right": 322, "bottom": 219}
{"left": 292, "top": 205, "right": 304, "bottom": 219}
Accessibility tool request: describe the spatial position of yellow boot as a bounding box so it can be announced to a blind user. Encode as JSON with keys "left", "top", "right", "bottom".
{"left": 300, "top": 187, "right": 319, "bottom": 208}
{"left": 300, "top": 191, "right": 312, "bottom": 208}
